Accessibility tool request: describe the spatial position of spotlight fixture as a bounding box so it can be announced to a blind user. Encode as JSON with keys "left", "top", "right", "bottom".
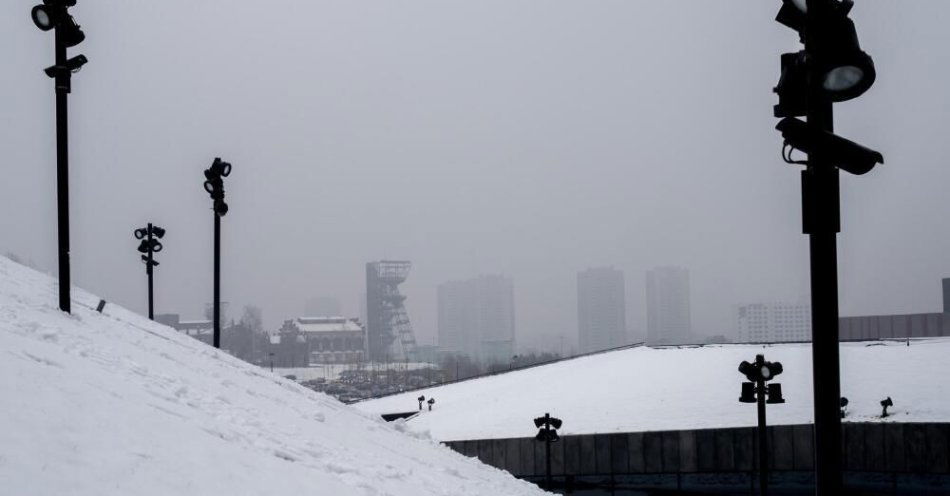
{"left": 766, "top": 384, "right": 786, "bottom": 404}
{"left": 739, "top": 382, "right": 757, "bottom": 403}
{"left": 840, "top": 397, "right": 849, "bottom": 418}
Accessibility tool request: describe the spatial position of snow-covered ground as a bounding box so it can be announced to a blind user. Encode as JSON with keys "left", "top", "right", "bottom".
{"left": 0, "top": 256, "right": 546, "bottom": 496}
{"left": 356, "top": 338, "right": 950, "bottom": 441}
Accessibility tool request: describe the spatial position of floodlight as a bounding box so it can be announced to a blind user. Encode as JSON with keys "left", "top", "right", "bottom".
{"left": 60, "top": 15, "right": 85, "bottom": 48}
{"left": 150, "top": 240, "right": 163, "bottom": 253}
{"left": 776, "top": 117, "right": 883, "bottom": 175}
{"left": 151, "top": 226, "right": 166, "bottom": 239}
{"left": 534, "top": 417, "right": 545, "bottom": 428}
{"left": 815, "top": 16, "right": 875, "bottom": 102}
{"left": 774, "top": 52, "right": 808, "bottom": 118}
{"left": 134, "top": 228, "right": 147, "bottom": 240}
{"left": 766, "top": 384, "right": 786, "bottom": 404}
{"left": 31, "top": 4, "right": 59, "bottom": 31}
{"left": 738, "top": 361, "right": 755, "bottom": 380}
{"left": 739, "top": 382, "right": 757, "bottom": 403}
{"left": 214, "top": 199, "right": 229, "bottom": 216}
{"left": 137, "top": 240, "right": 149, "bottom": 254}
{"left": 550, "top": 418, "right": 563, "bottom": 430}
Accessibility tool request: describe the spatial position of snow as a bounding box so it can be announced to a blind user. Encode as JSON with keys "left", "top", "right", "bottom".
{"left": 356, "top": 339, "right": 950, "bottom": 441}
{"left": 0, "top": 256, "right": 546, "bottom": 496}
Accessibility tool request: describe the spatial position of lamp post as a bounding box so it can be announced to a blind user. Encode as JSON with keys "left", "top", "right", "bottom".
{"left": 534, "top": 413, "right": 562, "bottom": 490}
{"left": 739, "top": 354, "right": 785, "bottom": 496}
{"left": 773, "top": 2, "right": 882, "bottom": 493}
{"left": 203, "top": 157, "right": 231, "bottom": 349}
{"left": 133, "top": 223, "right": 165, "bottom": 320}
{"left": 30, "top": 0, "right": 87, "bottom": 314}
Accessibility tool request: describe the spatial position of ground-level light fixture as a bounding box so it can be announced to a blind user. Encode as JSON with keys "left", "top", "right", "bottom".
{"left": 840, "top": 397, "right": 849, "bottom": 418}
{"left": 417, "top": 395, "right": 425, "bottom": 411}
{"left": 880, "top": 397, "right": 893, "bottom": 418}
{"left": 426, "top": 397, "right": 435, "bottom": 411}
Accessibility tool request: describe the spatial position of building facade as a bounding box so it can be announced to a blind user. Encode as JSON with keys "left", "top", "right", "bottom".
{"left": 736, "top": 302, "right": 811, "bottom": 343}
{"left": 646, "top": 266, "right": 691, "bottom": 345}
{"left": 438, "top": 274, "right": 516, "bottom": 364}
{"left": 273, "top": 317, "right": 366, "bottom": 366}
{"left": 577, "top": 267, "right": 627, "bottom": 353}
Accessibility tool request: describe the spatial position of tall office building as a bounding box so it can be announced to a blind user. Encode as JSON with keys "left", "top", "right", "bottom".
{"left": 577, "top": 267, "right": 627, "bottom": 353}
{"left": 736, "top": 302, "right": 812, "bottom": 343}
{"left": 437, "top": 274, "right": 515, "bottom": 364}
{"left": 646, "top": 266, "right": 691, "bottom": 345}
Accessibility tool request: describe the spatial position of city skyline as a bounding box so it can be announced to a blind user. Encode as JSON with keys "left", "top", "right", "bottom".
{"left": 2, "top": 1, "right": 949, "bottom": 352}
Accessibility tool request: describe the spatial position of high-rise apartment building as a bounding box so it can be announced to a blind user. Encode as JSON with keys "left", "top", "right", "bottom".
{"left": 437, "top": 275, "right": 515, "bottom": 364}
{"left": 736, "top": 302, "right": 812, "bottom": 343}
{"left": 577, "top": 267, "right": 627, "bottom": 353}
{"left": 646, "top": 266, "right": 691, "bottom": 344}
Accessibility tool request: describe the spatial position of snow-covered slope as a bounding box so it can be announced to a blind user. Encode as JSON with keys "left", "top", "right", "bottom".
{"left": 0, "top": 257, "right": 546, "bottom": 496}
{"left": 356, "top": 338, "right": 950, "bottom": 441}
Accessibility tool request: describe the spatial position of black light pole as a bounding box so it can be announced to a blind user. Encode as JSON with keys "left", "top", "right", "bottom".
{"left": 772, "top": 2, "right": 881, "bottom": 493}
{"left": 31, "top": 1, "right": 87, "bottom": 314}
{"left": 203, "top": 158, "right": 231, "bottom": 349}
{"left": 134, "top": 224, "right": 165, "bottom": 320}
{"left": 533, "top": 413, "right": 562, "bottom": 490}
{"left": 739, "top": 355, "right": 786, "bottom": 496}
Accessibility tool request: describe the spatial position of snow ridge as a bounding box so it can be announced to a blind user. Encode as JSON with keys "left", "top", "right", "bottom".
{"left": 0, "top": 256, "right": 546, "bottom": 495}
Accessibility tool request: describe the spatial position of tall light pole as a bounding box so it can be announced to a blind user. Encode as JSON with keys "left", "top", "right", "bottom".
{"left": 31, "top": 0, "right": 87, "bottom": 314}
{"left": 203, "top": 158, "right": 231, "bottom": 349}
{"left": 134, "top": 224, "right": 165, "bottom": 320}
{"left": 773, "top": 1, "right": 882, "bottom": 493}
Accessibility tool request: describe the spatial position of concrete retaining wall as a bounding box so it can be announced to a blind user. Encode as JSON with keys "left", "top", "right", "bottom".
{"left": 445, "top": 423, "right": 950, "bottom": 479}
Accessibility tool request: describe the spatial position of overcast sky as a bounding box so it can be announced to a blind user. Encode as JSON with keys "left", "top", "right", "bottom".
{"left": 2, "top": 1, "right": 949, "bottom": 351}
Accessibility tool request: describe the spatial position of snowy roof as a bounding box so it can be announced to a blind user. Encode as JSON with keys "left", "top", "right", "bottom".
{"left": 355, "top": 338, "right": 950, "bottom": 441}
{"left": 0, "top": 256, "right": 543, "bottom": 496}
{"left": 293, "top": 317, "right": 363, "bottom": 333}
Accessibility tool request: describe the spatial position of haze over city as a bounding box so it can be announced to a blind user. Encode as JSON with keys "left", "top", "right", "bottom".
{"left": 2, "top": 0, "right": 949, "bottom": 352}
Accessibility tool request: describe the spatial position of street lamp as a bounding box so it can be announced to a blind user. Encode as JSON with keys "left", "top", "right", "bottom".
{"left": 533, "top": 413, "right": 562, "bottom": 490}
{"left": 738, "top": 354, "right": 785, "bottom": 496}
{"left": 133, "top": 223, "right": 165, "bottom": 320}
{"left": 772, "top": 2, "right": 881, "bottom": 494}
{"left": 31, "top": 0, "right": 87, "bottom": 314}
{"left": 203, "top": 157, "right": 231, "bottom": 349}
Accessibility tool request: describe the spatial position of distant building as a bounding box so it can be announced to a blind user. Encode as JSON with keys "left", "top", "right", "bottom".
{"left": 270, "top": 317, "right": 365, "bottom": 367}
{"left": 304, "top": 297, "right": 341, "bottom": 318}
{"left": 646, "top": 266, "right": 691, "bottom": 345}
{"left": 156, "top": 313, "right": 213, "bottom": 346}
{"left": 155, "top": 313, "right": 259, "bottom": 361}
{"left": 838, "top": 278, "right": 950, "bottom": 340}
{"left": 437, "top": 274, "right": 516, "bottom": 364}
{"left": 736, "top": 302, "right": 811, "bottom": 343}
{"left": 577, "top": 267, "right": 627, "bottom": 353}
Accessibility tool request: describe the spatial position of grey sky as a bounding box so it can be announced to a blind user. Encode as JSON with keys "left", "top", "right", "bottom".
{"left": 2, "top": 1, "right": 949, "bottom": 351}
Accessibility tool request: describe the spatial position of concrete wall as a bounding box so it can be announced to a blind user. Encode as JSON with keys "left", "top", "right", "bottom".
{"left": 445, "top": 423, "right": 950, "bottom": 479}
{"left": 839, "top": 313, "right": 948, "bottom": 340}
